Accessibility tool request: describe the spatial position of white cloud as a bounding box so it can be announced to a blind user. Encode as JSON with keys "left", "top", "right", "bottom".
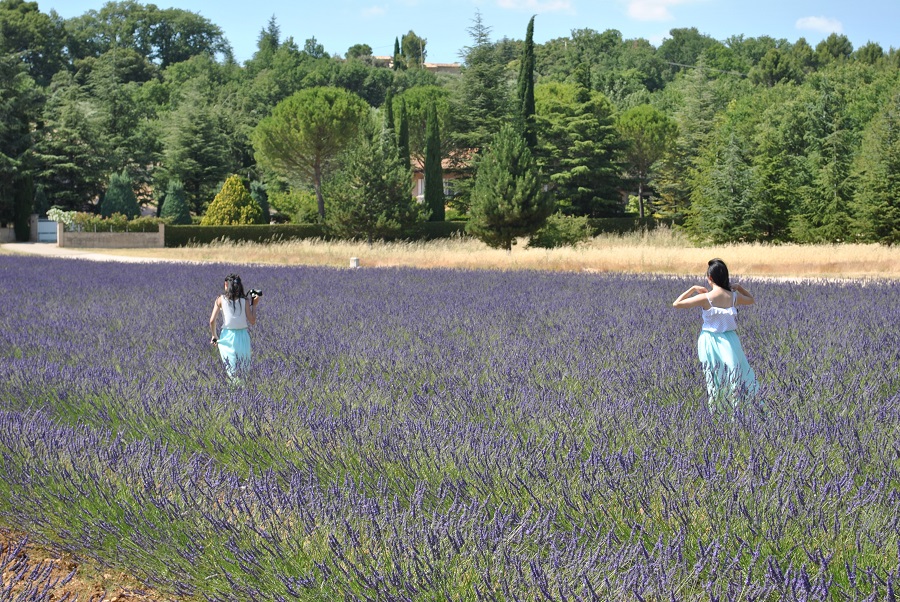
{"left": 496, "top": 0, "right": 574, "bottom": 13}
{"left": 625, "top": 0, "right": 707, "bottom": 21}
{"left": 795, "top": 16, "right": 843, "bottom": 34}
{"left": 361, "top": 5, "right": 387, "bottom": 17}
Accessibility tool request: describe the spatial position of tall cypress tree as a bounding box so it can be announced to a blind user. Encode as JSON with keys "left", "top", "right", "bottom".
{"left": 392, "top": 37, "right": 403, "bottom": 70}
{"left": 517, "top": 16, "right": 537, "bottom": 148}
{"left": 397, "top": 97, "right": 411, "bottom": 169}
{"left": 424, "top": 102, "right": 444, "bottom": 221}
{"left": 383, "top": 88, "right": 395, "bottom": 138}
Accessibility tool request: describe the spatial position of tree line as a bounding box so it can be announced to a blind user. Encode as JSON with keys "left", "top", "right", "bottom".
{"left": 1, "top": 0, "right": 899, "bottom": 244}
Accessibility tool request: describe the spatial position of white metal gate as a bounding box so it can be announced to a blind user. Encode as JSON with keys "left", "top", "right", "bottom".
{"left": 36, "top": 219, "right": 57, "bottom": 242}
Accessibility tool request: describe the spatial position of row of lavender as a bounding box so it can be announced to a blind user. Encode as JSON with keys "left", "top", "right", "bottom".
{"left": 1, "top": 255, "right": 898, "bottom": 600}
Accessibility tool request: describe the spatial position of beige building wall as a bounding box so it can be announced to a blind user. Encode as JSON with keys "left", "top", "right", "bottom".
{"left": 57, "top": 222, "right": 165, "bottom": 248}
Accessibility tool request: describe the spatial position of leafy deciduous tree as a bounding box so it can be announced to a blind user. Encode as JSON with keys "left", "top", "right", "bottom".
{"left": 617, "top": 104, "right": 677, "bottom": 217}
{"left": 0, "top": 0, "right": 66, "bottom": 86}
{"left": 251, "top": 86, "right": 368, "bottom": 220}
{"left": 400, "top": 30, "right": 426, "bottom": 69}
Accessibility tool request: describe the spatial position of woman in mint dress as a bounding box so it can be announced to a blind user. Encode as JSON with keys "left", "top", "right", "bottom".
{"left": 672, "top": 259, "right": 759, "bottom": 413}
{"left": 209, "top": 274, "right": 259, "bottom": 379}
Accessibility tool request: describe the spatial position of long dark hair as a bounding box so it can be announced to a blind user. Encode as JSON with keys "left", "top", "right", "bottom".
{"left": 224, "top": 273, "right": 246, "bottom": 312}
{"left": 707, "top": 259, "right": 732, "bottom": 291}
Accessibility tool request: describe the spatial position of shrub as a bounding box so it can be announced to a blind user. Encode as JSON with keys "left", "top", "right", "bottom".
{"left": 46, "top": 207, "right": 76, "bottom": 226}
{"left": 201, "top": 175, "right": 263, "bottom": 226}
{"left": 70, "top": 212, "right": 165, "bottom": 232}
{"left": 587, "top": 216, "right": 678, "bottom": 235}
{"left": 100, "top": 171, "right": 140, "bottom": 219}
{"left": 159, "top": 179, "right": 192, "bottom": 225}
{"left": 467, "top": 125, "right": 552, "bottom": 251}
{"left": 268, "top": 188, "right": 319, "bottom": 224}
{"left": 528, "top": 212, "right": 592, "bottom": 248}
{"left": 325, "top": 132, "right": 424, "bottom": 243}
{"left": 249, "top": 181, "right": 270, "bottom": 224}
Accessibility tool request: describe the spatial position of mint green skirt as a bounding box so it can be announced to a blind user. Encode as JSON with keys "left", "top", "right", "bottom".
{"left": 218, "top": 327, "right": 251, "bottom": 377}
{"left": 697, "top": 330, "right": 758, "bottom": 413}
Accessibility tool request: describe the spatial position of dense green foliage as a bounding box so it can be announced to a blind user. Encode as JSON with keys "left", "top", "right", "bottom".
{"left": 1, "top": 2, "right": 898, "bottom": 243}
{"left": 249, "top": 181, "right": 270, "bottom": 224}
{"left": 165, "top": 223, "right": 328, "bottom": 246}
{"left": 252, "top": 87, "right": 368, "bottom": 220}
{"left": 535, "top": 81, "right": 622, "bottom": 217}
{"left": 517, "top": 16, "right": 537, "bottom": 148}
{"left": 12, "top": 172, "right": 32, "bottom": 241}
{"left": 159, "top": 178, "right": 192, "bottom": 225}
{"left": 0, "top": 49, "right": 38, "bottom": 224}
{"left": 617, "top": 104, "right": 677, "bottom": 218}
{"left": 200, "top": 175, "right": 262, "bottom": 225}
{"left": 527, "top": 212, "right": 592, "bottom": 248}
{"left": 467, "top": 124, "right": 552, "bottom": 250}
{"left": 326, "top": 130, "right": 424, "bottom": 242}
{"left": 100, "top": 171, "right": 140, "bottom": 219}
{"left": 424, "top": 102, "right": 444, "bottom": 221}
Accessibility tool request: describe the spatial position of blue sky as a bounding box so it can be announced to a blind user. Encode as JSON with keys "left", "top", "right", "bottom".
{"left": 44, "top": 0, "right": 900, "bottom": 65}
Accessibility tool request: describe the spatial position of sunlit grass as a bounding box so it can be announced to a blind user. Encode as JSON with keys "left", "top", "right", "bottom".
{"left": 45, "top": 226, "right": 900, "bottom": 279}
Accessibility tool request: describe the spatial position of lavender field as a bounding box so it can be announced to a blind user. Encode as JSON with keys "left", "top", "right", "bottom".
{"left": 1, "top": 255, "right": 899, "bottom": 601}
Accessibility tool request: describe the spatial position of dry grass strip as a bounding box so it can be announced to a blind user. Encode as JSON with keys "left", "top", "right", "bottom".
{"left": 62, "top": 228, "right": 900, "bottom": 280}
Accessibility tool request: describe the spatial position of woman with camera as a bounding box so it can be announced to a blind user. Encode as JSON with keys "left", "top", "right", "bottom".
{"left": 209, "top": 273, "right": 261, "bottom": 379}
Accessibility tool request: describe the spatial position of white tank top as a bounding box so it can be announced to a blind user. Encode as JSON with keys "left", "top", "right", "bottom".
{"left": 220, "top": 296, "right": 248, "bottom": 330}
{"left": 701, "top": 291, "right": 738, "bottom": 333}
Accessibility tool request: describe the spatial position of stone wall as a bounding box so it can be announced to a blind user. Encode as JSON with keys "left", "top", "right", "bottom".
{"left": 57, "top": 222, "right": 165, "bottom": 248}
{"left": 0, "top": 227, "right": 15, "bottom": 243}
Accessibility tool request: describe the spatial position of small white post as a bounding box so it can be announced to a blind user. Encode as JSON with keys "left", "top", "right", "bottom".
{"left": 349, "top": 257, "right": 360, "bottom": 269}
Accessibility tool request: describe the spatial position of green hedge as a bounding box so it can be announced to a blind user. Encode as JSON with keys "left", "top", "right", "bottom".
{"left": 165, "top": 222, "right": 469, "bottom": 247}
{"left": 405, "top": 221, "right": 467, "bottom": 241}
{"left": 166, "top": 224, "right": 329, "bottom": 247}
{"left": 586, "top": 217, "right": 679, "bottom": 235}
{"left": 166, "top": 220, "right": 675, "bottom": 246}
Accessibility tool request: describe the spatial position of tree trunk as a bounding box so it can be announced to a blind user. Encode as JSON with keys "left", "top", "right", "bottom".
{"left": 314, "top": 163, "right": 325, "bottom": 221}
{"left": 638, "top": 179, "right": 645, "bottom": 219}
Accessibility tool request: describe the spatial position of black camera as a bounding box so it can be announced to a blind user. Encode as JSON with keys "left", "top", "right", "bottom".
{"left": 247, "top": 288, "right": 263, "bottom": 299}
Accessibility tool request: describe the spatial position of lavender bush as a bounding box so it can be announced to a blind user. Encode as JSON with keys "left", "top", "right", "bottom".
{"left": 1, "top": 256, "right": 898, "bottom": 600}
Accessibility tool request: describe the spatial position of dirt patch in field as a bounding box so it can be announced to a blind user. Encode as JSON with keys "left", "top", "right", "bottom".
{"left": 0, "top": 529, "right": 172, "bottom": 601}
